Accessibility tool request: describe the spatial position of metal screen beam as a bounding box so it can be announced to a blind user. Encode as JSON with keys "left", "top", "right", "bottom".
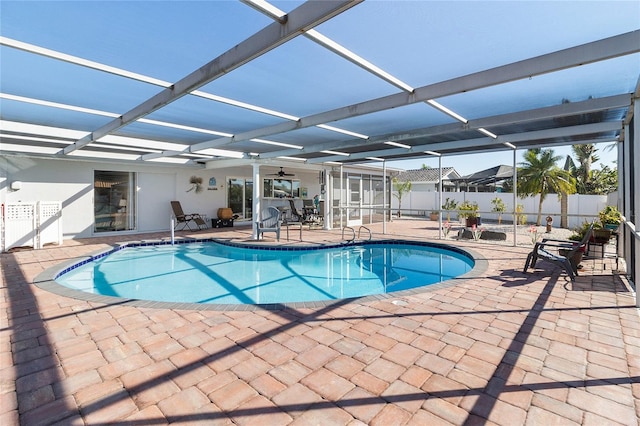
{"left": 258, "top": 95, "right": 630, "bottom": 160}
{"left": 62, "top": 0, "right": 361, "bottom": 155}
{"left": 192, "top": 30, "right": 639, "bottom": 152}
{"left": 305, "top": 121, "right": 622, "bottom": 164}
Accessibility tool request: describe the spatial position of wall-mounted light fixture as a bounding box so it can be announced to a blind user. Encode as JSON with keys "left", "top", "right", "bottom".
{"left": 10, "top": 181, "right": 22, "bottom": 191}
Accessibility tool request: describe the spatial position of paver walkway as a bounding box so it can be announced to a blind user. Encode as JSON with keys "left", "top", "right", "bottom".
{"left": 1, "top": 220, "right": 638, "bottom": 425}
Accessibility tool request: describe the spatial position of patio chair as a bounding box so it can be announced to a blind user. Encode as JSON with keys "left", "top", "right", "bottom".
{"left": 257, "top": 206, "right": 282, "bottom": 241}
{"left": 302, "top": 199, "right": 319, "bottom": 223}
{"left": 287, "top": 199, "right": 304, "bottom": 223}
{"left": 523, "top": 221, "right": 595, "bottom": 282}
{"left": 170, "top": 201, "right": 207, "bottom": 231}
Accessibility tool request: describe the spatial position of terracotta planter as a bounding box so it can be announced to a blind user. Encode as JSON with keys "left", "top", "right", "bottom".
{"left": 590, "top": 229, "right": 612, "bottom": 245}
{"left": 465, "top": 217, "right": 481, "bottom": 227}
{"left": 217, "top": 207, "right": 233, "bottom": 220}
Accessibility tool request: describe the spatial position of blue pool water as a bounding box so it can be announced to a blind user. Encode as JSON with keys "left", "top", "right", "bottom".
{"left": 56, "top": 241, "right": 474, "bottom": 305}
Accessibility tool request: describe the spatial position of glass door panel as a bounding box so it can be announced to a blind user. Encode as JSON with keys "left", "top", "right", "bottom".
{"left": 228, "top": 178, "right": 245, "bottom": 218}
{"left": 244, "top": 179, "right": 253, "bottom": 220}
{"left": 94, "top": 170, "right": 136, "bottom": 233}
{"left": 228, "top": 177, "right": 253, "bottom": 221}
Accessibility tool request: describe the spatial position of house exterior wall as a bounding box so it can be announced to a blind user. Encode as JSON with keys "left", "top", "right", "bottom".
{"left": 0, "top": 156, "right": 340, "bottom": 242}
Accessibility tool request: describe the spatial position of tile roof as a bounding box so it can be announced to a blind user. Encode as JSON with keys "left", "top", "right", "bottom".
{"left": 395, "top": 167, "right": 459, "bottom": 183}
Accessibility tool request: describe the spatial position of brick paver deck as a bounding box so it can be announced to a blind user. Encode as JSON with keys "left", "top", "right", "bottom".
{"left": 1, "top": 220, "right": 638, "bottom": 425}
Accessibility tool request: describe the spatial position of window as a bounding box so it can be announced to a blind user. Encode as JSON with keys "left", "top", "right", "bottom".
{"left": 263, "top": 178, "right": 300, "bottom": 198}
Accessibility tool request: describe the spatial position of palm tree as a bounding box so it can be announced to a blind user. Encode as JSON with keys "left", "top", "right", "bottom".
{"left": 571, "top": 143, "right": 599, "bottom": 193}
{"left": 518, "top": 149, "right": 576, "bottom": 225}
{"left": 392, "top": 177, "right": 412, "bottom": 217}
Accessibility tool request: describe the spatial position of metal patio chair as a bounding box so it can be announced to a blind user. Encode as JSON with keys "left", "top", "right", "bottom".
{"left": 170, "top": 201, "right": 207, "bottom": 231}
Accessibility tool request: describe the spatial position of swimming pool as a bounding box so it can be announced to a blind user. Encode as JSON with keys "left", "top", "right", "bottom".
{"left": 53, "top": 240, "right": 474, "bottom": 306}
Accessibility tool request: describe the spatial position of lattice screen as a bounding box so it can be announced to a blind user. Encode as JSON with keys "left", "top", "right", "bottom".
{"left": 37, "top": 201, "right": 63, "bottom": 248}
{"left": 2, "top": 202, "right": 63, "bottom": 251}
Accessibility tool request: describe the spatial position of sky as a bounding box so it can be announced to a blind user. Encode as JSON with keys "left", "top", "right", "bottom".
{"left": 0, "top": 1, "right": 637, "bottom": 168}
{"left": 385, "top": 142, "right": 618, "bottom": 176}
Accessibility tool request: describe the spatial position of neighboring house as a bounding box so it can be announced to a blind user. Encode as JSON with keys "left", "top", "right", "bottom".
{"left": 394, "top": 167, "right": 461, "bottom": 192}
{"left": 450, "top": 165, "right": 514, "bottom": 192}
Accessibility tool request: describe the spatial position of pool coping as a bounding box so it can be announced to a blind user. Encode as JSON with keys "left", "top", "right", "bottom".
{"left": 33, "top": 237, "right": 488, "bottom": 311}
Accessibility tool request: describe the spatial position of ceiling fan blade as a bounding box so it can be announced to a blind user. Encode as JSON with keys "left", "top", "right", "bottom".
{"left": 266, "top": 167, "right": 295, "bottom": 177}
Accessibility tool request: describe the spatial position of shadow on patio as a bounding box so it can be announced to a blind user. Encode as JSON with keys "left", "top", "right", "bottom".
{"left": 1, "top": 226, "right": 638, "bottom": 425}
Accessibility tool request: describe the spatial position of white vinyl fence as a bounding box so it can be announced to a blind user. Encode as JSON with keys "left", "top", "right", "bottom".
{"left": 393, "top": 191, "right": 615, "bottom": 229}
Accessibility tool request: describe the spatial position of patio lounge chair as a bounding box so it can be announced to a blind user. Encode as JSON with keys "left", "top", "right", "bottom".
{"left": 523, "top": 221, "right": 594, "bottom": 282}
{"left": 287, "top": 199, "right": 304, "bottom": 223}
{"left": 257, "top": 206, "right": 282, "bottom": 241}
{"left": 170, "top": 201, "right": 207, "bottom": 231}
{"left": 302, "top": 199, "right": 320, "bottom": 224}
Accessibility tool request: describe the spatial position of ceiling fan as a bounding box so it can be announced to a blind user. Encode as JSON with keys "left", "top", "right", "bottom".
{"left": 268, "top": 167, "right": 295, "bottom": 178}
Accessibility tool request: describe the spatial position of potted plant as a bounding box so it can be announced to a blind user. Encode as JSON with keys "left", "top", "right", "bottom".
{"left": 598, "top": 205, "right": 622, "bottom": 231}
{"left": 430, "top": 210, "right": 439, "bottom": 221}
{"left": 458, "top": 200, "right": 480, "bottom": 227}
{"left": 491, "top": 197, "right": 506, "bottom": 225}
{"left": 590, "top": 222, "right": 612, "bottom": 245}
{"left": 442, "top": 198, "right": 458, "bottom": 222}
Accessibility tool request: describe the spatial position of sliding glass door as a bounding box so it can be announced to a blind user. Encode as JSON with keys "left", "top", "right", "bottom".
{"left": 94, "top": 170, "right": 136, "bottom": 232}
{"left": 228, "top": 177, "right": 252, "bottom": 221}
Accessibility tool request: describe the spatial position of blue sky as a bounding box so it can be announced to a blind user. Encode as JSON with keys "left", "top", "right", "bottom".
{"left": 1, "top": 1, "right": 637, "bottom": 166}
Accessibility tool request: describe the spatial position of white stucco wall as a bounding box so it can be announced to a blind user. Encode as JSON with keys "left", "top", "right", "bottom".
{"left": 0, "top": 156, "right": 330, "bottom": 243}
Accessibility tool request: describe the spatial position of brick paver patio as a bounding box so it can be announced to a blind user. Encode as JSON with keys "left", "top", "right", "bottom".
{"left": 1, "top": 220, "right": 638, "bottom": 425}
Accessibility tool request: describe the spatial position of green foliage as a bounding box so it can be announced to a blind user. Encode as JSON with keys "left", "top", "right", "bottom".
{"left": 441, "top": 197, "right": 458, "bottom": 221}
{"left": 490, "top": 197, "right": 506, "bottom": 212}
{"left": 566, "top": 144, "right": 618, "bottom": 195}
{"left": 584, "top": 165, "right": 618, "bottom": 195}
{"left": 571, "top": 144, "right": 599, "bottom": 191}
{"left": 517, "top": 149, "right": 576, "bottom": 225}
{"left": 516, "top": 203, "right": 527, "bottom": 225}
{"left": 491, "top": 197, "right": 506, "bottom": 224}
{"left": 442, "top": 197, "right": 458, "bottom": 210}
{"left": 392, "top": 177, "right": 412, "bottom": 211}
{"left": 598, "top": 205, "right": 622, "bottom": 225}
{"left": 569, "top": 220, "right": 598, "bottom": 241}
{"left": 458, "top": 200, "right": 479, "bottom": 219}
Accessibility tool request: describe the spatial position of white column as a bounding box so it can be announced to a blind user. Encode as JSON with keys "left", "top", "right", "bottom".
{"left": 323, "top": 168, "right": 331, "bottom": 230}
{"left": 632, "top": 100, "right": 640, "bottom": 308}
{"left": 438, "top": 155, "right": 443, "bottom": 239}
{"left": 252, "top": 163, "right": 261, "bottom": 240}
{"left": 383, "top": 160, "right": 387, "bottom": 234}
{"left": 513, "top": 147, "right": 518, "bottom": 247}
{"left": 340, "top": 164, "right": 344, "bottom": 229}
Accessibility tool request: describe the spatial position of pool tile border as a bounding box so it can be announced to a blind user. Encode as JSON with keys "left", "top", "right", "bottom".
{"left": 33, "top": 237, "right": 488, "bottom": 311}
